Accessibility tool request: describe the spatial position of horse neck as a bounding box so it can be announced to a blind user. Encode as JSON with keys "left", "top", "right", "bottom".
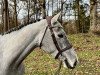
{"left": 1, "top": 19, "right": 47, "bottom": 69}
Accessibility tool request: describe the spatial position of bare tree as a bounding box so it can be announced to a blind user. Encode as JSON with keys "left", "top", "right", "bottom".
{"left": 52, "top": 0, "right": 53, "bottom": 15}
{"left": 60, "top": 0, "right": 64, "bottom": 24}
{"left": 41, "top": 0, "right": 46, "bottom": 19}
{"left": 0, "top": 0, "right": 3, "bottom": 32}
{"left": 14, "top": 0, "right": 18, "bottom": 26}
{"left": 27, "top": 0, "right": 30, "bottom": 24}
{"left": 3, "top": 0, "right": 9, "bottom": 32}
{"left": 47, "top": 0, "right": 49, "bottom": 16}
{"left": 77, "top": 0, "right": 81, "bottom": 33}
{"left": 90, "top": 0, "right": 97, "bottom": 32}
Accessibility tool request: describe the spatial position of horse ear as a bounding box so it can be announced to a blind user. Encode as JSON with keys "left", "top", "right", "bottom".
{"left": 51, "top": 12, "right": 61, "bottom": 22}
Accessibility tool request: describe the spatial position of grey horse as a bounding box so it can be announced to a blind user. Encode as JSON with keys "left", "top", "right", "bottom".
{"left": 0, "top": 12, "right": 78, "bottom": 75}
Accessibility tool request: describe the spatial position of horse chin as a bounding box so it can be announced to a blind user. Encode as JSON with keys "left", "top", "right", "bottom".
{"left": 62, "top": 61, "right": 67, "bottom": 68}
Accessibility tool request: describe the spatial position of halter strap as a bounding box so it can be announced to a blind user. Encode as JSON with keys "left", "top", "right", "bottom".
{"left": 46, "top": 16, "right": 63, "bottom": 59}
{"left": 40, "top": 16, "right": 72, "bottom": 59}
{"left": 47, "top": 17, "right": 72, "bottom": 59}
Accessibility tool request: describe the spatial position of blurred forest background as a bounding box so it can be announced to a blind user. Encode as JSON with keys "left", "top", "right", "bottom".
{"left": 0, "top": 0, "right": 100, "bottom": 35}
{"left": 0, "top": 0, "right": 100, "bottom": 75}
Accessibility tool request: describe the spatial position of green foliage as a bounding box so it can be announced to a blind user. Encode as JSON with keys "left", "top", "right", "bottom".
{"left": 24, "top": 34, "right": 100, "bottom": 75}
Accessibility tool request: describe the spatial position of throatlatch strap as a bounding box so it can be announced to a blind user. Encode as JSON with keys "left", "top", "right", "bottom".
{"left": 40, "top": 26, "right": 48, "bottom": 49}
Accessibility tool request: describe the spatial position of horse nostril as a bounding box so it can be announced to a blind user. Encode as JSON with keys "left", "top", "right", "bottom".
{"left": 58, "top": 34, "right": 63, "bottom": 38}
{"left": 74, "top": 60, "right": 77, "bottom": 67}
{"left": 64, "top": 59, "right": 77, "bottom": 69}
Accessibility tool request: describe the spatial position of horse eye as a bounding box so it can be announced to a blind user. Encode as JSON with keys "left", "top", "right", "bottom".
{"left": 58, "top": 34, "right": 63, "bottom": 38}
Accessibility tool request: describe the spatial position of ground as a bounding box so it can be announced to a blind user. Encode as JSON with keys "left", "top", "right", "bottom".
{"left": 24, "top": 34, "right": 100, "bottom": 75}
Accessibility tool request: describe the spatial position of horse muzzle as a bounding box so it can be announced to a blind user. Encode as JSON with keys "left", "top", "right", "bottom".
{"left": 64, "top": 59, "right": 77, "bottom": 69}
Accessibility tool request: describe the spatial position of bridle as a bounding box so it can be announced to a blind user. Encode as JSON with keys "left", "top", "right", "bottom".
{"left": 40, "top": 16, "right": 72, "bottom": 59}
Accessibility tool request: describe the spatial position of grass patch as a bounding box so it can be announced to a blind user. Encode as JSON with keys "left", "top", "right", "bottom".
{"left": 24, "top": 34, "right": 100, "bottom": 75}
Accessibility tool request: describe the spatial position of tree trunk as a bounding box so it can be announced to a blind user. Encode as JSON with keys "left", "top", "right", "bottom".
{"left": 14, "top": 0, "right": 18, "bottom": 26}
{"left": 1, "top": 0, "right": 4, "bottom": 32}
{"left": 60, "top": 0, "right": 64, "bottom": 24}
{"left": 57, "top": 0, "right": 59, "bottom": 12}
{"left": 77, "top": 0, "right": 80, "bottom": 33}
{"left": 3, "top": 0, "right": 9, "bottom": 32}
{"left": 74, "top": 8, "right": 77, "bottom": 33}
{"left": 90, "top": 0, "right": 97, "bottom": 32}
{"left": 47, "top": 0, "right": 49, "bottom": 16}
{"left": 42, "top": 0, "right": 46, "bottom": 19}
{"left": 52, "top": 0, "right": 53, "bottom": 15}
{"left": 27, "top": 0, "right": 30, "bottom": 24}
{"left": 33, "top": 0, "right": 36, "bottom": 21}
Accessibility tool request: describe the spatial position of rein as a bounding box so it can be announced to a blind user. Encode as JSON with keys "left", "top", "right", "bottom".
{"left": 40, "top": 16, "right": 72, "bottom": 59}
